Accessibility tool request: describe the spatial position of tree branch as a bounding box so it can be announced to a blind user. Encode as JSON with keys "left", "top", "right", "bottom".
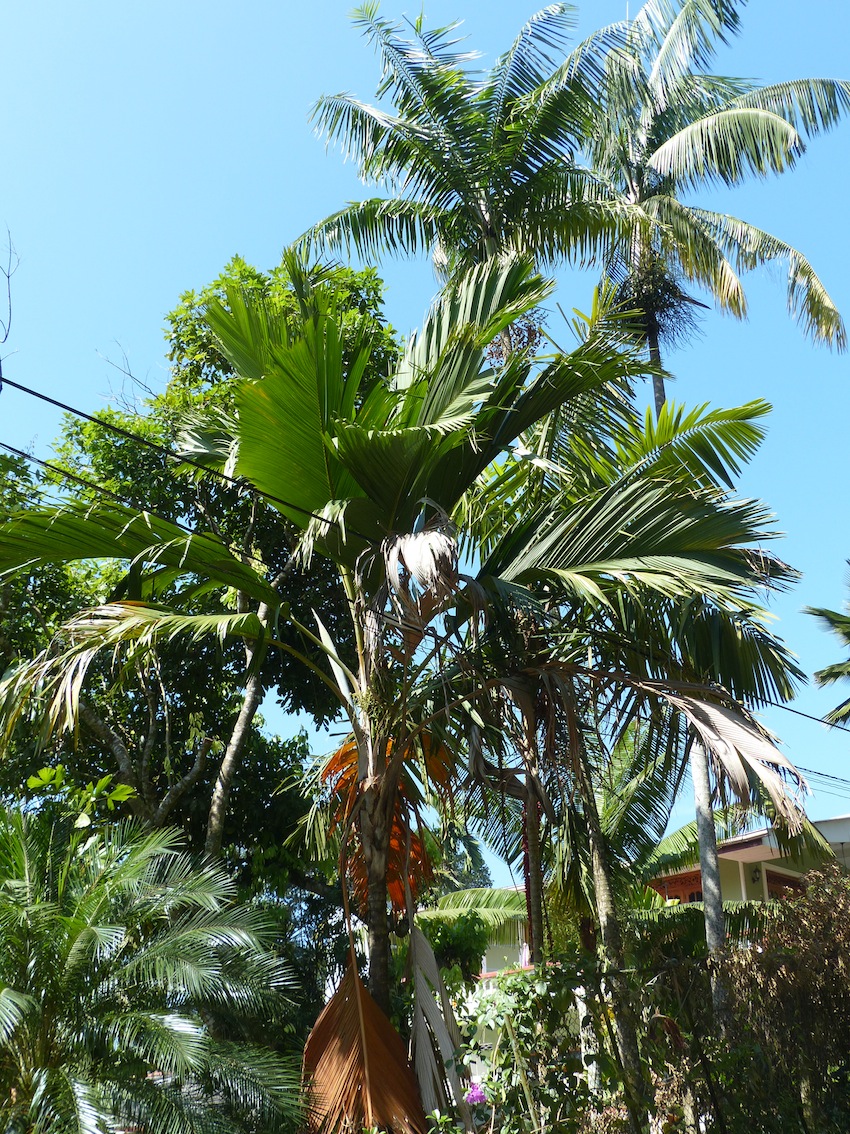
{"left": 78, "top": 700, "right": 146, "bottom": 817}
{"left": 152, "top": 738, "right": 212, "bottom": 827}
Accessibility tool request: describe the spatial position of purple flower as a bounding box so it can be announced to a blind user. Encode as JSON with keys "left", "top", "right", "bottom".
{"left": 465, "top": 1084, "right": 488, "bottom": 1106}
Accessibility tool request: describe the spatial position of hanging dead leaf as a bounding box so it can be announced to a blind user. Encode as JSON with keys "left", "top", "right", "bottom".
{"left": 669, "top": 696, "right": 809, "bottom": 834}
{"left": 303, "top": 957, "right": 428, "bottom": 1134}
{"left": 408, "top": 926, "right": 473, "bottom": 1129}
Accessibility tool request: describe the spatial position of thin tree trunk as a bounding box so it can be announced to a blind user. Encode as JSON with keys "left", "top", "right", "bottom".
{"left": 691, "top": 740, "right": 727, "bottom": 1018}
{"left": 204, "top": 637, "right": 265, "bottom": 857}
{"left": 571, "top": 733, "right": 648, "bottom": 1133}
{"left": 524, "top": 791, "right": 545, "bottom": 964}
{"left": 647, "top": 320, "right": 666, "bottom": 418}
{"left": 204, "top": 589, "right": 275, "bottom": 857}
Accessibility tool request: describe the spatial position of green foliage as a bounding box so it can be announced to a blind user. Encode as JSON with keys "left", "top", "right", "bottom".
{"left": 25, "top": 762, "right": 135, "bottom": 826}
{"left": 0, "top": 807, "right": 301, "bottom": 1134}
{"left": 461, "top": 960, "right": 589, "bottom": 1134}
{"left": 164, "top": 255, "right": 399, "bottom": 403}
{"left": 809, "top": 587, "right": 850, "bottom": 722}
{"left": 419, "top": 911, "right": 489, "bottom": 986}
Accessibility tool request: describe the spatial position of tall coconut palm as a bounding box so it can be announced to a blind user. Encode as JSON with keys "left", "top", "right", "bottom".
{"left": 587, "top": 0, "right": 849, "bottom": 413}
{"left": 0, "top": 809, "right": 300, "bottom": 1134}
{"left": 301, "top": 4, "right": 626, "bottom": 273}
{"left": 305, "top": 2, "right": 848, "bottom": 411}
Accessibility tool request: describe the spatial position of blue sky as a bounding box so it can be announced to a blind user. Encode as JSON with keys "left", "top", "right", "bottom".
{"left": 3, "top": 0, "right": 850, "bottom": 832}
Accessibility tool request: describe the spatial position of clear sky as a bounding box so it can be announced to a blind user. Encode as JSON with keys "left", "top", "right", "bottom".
{"left": 3, "top": 0, "right": 850, "bottom": 833}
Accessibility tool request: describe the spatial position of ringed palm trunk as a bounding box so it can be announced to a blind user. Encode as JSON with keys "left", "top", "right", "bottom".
{"left": 690, "top": 740, "right": 727, "bottom": 1019}
{"left": 520, "top": 717, "right": 545, "bottom": 964}
{"left": 569, "top": 711, "right": 648, "bottom": 1132}
{"left": 360, "top": 781, "right": 392, "bottom": 1016}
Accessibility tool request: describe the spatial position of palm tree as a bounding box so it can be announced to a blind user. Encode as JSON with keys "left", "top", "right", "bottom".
{"left": 305, "top": 2, "right": 848, "bottom": 411}
{"left": 0, "top": 257, "right": 648, "bottom": 1017}
{"left": 301, "top": 4, "right": 624, "bottom": 273}
{"left": 0, "top": 261, "right": 813, "bottom": 1132}
{"left": 0, "top": 809, "right": 300, "bottom": 1134}
{"left": 587, "top": 0, "right": 849, "bottom": 413}
{"left": 808, "top": 594, "right": 850, "bottom": 722}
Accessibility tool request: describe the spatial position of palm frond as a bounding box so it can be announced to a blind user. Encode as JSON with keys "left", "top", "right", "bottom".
{"left": 690, "top": 208, "right": 847, "bottom": 349}
{"left": 302, "top": 957, "right": 427, "bottom": 1134}
{"left": 732, "top": 78, "right": 850, "bottom": 138}
{"left": 649, "top": 108, "right": 802, "bottom": 189}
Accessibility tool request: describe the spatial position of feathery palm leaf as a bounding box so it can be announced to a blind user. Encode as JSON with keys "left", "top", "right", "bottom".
{"left": 0, "top": 811, "right": 300, "bottom": 1134}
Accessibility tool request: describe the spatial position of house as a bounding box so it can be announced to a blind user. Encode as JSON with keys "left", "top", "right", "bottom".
{"left": 649, "top": 814, "right": 850, "bottom": 905}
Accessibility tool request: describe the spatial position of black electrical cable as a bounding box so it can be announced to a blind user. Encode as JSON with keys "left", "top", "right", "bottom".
{"left": 0, "top": 433, "right": 362, "bottom": 612}
{"left": 0, "top": 439, "right": 252, "bottom": 560}
{"left": 764, "top": 700, "right": 850, "bottom": 736}
{"left": 0, "top": 374, "right": 375, "bottom": 538}
{"left": 0, "top": 439, "right": 154, "bottom": 511}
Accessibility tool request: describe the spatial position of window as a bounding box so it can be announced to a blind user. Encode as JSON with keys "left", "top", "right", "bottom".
{"left": 650, "top": 870, "right": 703, "bottom": 904}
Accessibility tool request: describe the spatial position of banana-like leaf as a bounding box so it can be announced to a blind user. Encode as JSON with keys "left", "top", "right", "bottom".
{"left": 418, "top": 887, "right": 528, "bottom": 950}
{"left": 302, "top": 958, "right": 427, "bottom": 1134}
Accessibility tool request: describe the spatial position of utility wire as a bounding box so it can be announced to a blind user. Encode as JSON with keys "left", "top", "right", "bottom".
{"left": 0, "top": 375, "right": 374, "bottom": 538}
{"left": 0, "top": 439, "right": 259, "bottom": 566}
{"left": 765, "top": 699, "right": 850, "bottom": 735}
{"left": 6, "top": 381, "right": 850, "bottom": 744}
{"left": 0, "top": 440, "right": 156, "bottom": 513}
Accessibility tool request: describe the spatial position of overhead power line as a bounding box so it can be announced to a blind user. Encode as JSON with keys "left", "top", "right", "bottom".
{"left": 0, "top": 439, "right": 264, "bottom": 566}
{"left": 0, "top": 375, "right": 369, "bottom": 536}
{"left": 765, "top": 700, "right": 850, "bottom": 736}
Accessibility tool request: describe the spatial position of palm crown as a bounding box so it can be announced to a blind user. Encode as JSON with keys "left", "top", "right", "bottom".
{"left": 303, "top": 4, "right": 625, "bottom": 270}
{"left": 590, "top": 0, "right": 849, "bottom": 409}
{"left": 0, "top": 813, "right": 300, "bottom": 1134}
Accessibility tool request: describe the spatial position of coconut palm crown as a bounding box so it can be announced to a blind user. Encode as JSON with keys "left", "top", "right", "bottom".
{"left": 589, "top": 0, "right": 849, "bottom": 412}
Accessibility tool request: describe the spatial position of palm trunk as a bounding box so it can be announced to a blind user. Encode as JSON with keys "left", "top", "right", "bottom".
{"left": 573, "top": 740, "right": 648, "bottom": 1133}
{"left": 647, "top": 318, "right": 666, "bottom": 418}
{"left": 691, "top": 740, "right": 727, "bottom": 1018}
{"left": 360, "top": 783, "right": 392, "bottom": 1016}
{"left": 524, "top": 793, "right": 545, "bottom": 963}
